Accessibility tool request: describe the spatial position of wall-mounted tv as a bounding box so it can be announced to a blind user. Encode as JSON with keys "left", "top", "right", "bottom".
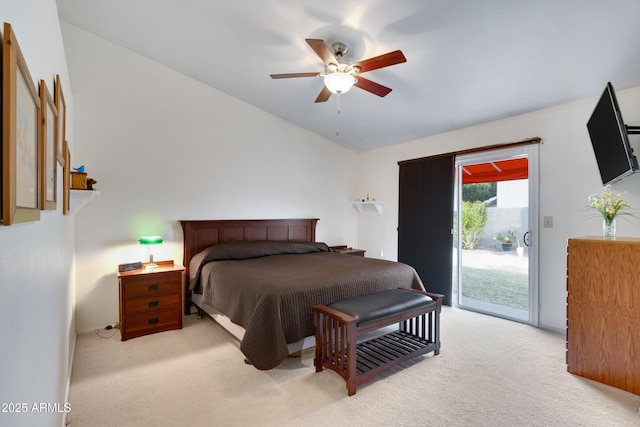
{"left": 587, "top": 82, "right": 638, "bottom": 185}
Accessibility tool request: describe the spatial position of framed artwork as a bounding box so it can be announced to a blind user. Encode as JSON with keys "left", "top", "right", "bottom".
{"left": 63, "top": 140, "right": 70, "bottom": 215}
{"left": 2, "top": 22, "right": 41, "bottom": 226}
{"left": 39, "top": 79, "right": 57, "bottom": 210}
{"left": 54, "top": 74, "right": 66, "bottom": 166}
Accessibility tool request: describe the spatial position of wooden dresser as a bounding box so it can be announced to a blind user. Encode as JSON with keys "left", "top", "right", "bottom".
{"left": 566, "top": 237, "right": 640, "bottom": 395}
{"left": 118, "top": 260, "right": 184, "bottom": 341}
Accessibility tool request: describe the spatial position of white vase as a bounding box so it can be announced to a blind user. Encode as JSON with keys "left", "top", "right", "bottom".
{"left": 603, "top": 219, "right": 616, "bottom": 238}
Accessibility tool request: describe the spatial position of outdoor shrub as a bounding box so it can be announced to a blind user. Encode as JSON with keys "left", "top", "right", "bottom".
{"left": 461, "top": 201, "right": 487, "bottom": 249}
{"left": 462, "top": 182, "right": 496, "bottom": 203}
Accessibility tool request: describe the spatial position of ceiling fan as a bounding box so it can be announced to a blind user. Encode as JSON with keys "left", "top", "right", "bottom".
{"left": 270, "top": 38, "right": 406, "bottom": 103}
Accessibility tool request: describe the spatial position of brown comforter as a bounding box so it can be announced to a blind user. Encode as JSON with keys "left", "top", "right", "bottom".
{"left": 189, "top": 241, "right": 424, "bottom": 370}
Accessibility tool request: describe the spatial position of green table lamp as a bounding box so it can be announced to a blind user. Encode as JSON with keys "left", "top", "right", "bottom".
{"left": 139, "top": 235, "right": 163, "bottom": 268}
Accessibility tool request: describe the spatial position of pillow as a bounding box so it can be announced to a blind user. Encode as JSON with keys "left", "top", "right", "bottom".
{"left": 189, "top": 240, "right": 330, "bottom": 290}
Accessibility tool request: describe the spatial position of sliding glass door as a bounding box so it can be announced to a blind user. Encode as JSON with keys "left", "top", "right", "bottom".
{"left": 454, "top": 145, "right": 539, "bottom": 324}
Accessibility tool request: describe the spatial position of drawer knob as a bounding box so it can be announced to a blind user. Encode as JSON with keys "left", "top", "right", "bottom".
{"left": 148, "top": 300, "right": 159, "bottom": 308}
{"left": 148, "top": 318, "right": 159, "bottom": 325}
{"left": 148, "top": 284, "right": 159, "bottom": 291}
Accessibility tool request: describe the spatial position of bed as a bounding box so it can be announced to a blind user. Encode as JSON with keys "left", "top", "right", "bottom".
{"left": 180, "top": 218, "right": 425, "bottom": 370}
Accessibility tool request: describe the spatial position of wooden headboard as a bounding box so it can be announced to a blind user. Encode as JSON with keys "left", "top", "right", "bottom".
{"left": 180, "top": 218, "right": 319, "bottom": 314}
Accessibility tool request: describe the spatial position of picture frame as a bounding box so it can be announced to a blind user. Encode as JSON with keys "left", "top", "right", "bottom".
{"left": 39, "top": 79, "right": 57, "bottom": 210}
{"left": 54, "top": 74, "right": 66, "bottom": 166}
{"left": 63, "top": 140, "right": 70, "bottom": 215}
{"left": 2, "top": 22, "right": 41, "bottom": 226}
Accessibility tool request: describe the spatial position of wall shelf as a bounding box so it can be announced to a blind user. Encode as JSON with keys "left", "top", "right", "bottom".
{"left": 354, "top": 201, "right": 383, "bottom": 215}
{"left": 70, "top": 190, "right": 100, "bottom": 215}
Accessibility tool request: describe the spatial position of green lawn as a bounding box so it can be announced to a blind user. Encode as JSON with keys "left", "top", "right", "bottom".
{"left": 461, "top": 266, "right": 528, "bottom": 310}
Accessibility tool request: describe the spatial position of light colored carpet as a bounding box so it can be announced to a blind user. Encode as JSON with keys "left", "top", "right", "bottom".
{"left": 67, "top": 307, "right": 640, "bottom": 426}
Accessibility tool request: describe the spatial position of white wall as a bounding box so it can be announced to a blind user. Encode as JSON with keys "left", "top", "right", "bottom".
{"left": 355, "top": 85, "right": 640, "bottom": 331}
{"left": 60, "top": 24, "right": 358, "bottom": 332}
{"left": 0, "top": 1, "right": 76, "bottom": 426}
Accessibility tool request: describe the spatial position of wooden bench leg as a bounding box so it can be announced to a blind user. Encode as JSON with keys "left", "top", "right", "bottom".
{"left": 314, "top": 308, "right": 324, "bottom": 373}
{"left": 432, "top": 305, "right": 441, "bottom": 355}
{"left": 313, "top": 310, "right": 325, "bottom": 372}
{"left": 347, "top": 379, "right": 357, "bottom": 396}
{"left": 346, "top": 321, "right": 357, "bottom": 395}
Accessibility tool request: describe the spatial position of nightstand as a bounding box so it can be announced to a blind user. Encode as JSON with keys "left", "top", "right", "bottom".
{"left": 117, "top": 260, "right": 184, "bottom": 341}
{"left": 330, "top": 245, "right": 366, "bottom": 257}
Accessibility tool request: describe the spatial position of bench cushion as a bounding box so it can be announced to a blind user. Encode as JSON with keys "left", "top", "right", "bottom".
{"left": 327, "top": 289, "right": 435, "bottom": 326}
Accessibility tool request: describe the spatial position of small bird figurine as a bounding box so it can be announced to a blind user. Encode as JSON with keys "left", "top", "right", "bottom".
{"left": 73, "top": 165, "right": 85, "bottom": 173}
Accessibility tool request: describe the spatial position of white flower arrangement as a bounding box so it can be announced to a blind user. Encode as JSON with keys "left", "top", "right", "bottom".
{"left": 588, "top": 185, "right": 630, "bottom": 225}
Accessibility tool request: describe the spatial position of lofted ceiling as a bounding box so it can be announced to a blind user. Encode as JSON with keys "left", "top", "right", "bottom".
{"left": 56, "top": 0, "right": 640, "bottom": 152}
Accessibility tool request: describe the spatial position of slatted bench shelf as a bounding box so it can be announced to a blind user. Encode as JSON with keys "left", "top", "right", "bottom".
{"left": 313, "top": 288, "right": 443, "bottom": 396}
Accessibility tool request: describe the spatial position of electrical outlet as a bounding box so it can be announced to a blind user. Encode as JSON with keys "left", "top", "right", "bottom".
{"left": 543, "top": 216, "right": 553, "bottom": 228}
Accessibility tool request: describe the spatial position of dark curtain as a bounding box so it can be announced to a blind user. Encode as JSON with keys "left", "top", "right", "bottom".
{"left": 398, "top": 154, "right": 455, "bottom": 305}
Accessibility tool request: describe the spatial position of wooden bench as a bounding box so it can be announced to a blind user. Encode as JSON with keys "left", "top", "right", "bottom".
{"left": 313, "top": 288, "right": 443, "bottom": 395}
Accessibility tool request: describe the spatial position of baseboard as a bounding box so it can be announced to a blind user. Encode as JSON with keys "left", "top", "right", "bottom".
{"left": 77, "top": 327, "right": 98, "bottom": 335}
{"left": 77, "top": 322, "right": 120, "bottom": 335}
{"left": 538, "top": 324, "right": 564, "bottom": 336}
{"left": 62, "top": 331, "right": 77, "bottom": 427}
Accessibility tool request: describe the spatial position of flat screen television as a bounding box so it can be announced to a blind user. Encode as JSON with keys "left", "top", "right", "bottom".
{"left": 587, "top": 82, "right": 638, "bottom": 185}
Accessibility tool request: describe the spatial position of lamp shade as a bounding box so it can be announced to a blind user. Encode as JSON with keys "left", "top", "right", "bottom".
{"left": 139, "top": 235, "right": 163, "bottom": 245}
{"left": 324, "top": 72, "right": 355, "bottom": 94}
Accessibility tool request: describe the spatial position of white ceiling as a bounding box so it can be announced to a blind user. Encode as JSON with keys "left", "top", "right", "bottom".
{"left": 57, "top": 0, "right": 640, "bottom": 152}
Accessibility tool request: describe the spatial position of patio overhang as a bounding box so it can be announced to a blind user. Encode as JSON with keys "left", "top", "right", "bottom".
{"left": 461, "top": 158, "right": 528, "bottom": 184}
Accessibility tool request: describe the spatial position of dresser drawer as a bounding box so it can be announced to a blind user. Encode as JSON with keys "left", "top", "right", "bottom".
{"left": 123, "top": 274, "right": 181, "bottom": 299}
{"left": 123, "top": 309, "right": 181, "bottom": 338}
{"left": 124, "top": 293, "right": 181, "bottom": 316}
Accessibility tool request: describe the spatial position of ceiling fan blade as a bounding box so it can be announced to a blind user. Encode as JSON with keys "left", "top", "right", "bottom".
{"left": 354, "top": 76, "right": 392, "bottom": 97}
{"left": 314, "top": 86, "right": 332, "bottom": 103}
{"left": 270, "top": 72, "right": 319, "bottom": 79}
{"left": 353, "top": 50, "right": 406, "bottom": 73}
{"left": 305, "top": 38, "right": 338, "bottom": 65}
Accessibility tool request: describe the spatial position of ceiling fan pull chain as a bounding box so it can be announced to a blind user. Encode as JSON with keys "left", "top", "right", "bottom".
{"left": 336, "top": 94, "right": 341, "bottom": 136}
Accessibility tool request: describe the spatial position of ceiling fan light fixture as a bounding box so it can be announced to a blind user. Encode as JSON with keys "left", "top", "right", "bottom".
{"left": 323, "top": 72, "right": 356, "bottom": 94}
{"left": 270, "top": 38, "right": 405, "bottom": 102}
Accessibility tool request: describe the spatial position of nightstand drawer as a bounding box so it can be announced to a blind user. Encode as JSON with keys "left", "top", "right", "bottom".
{"left": 123, "top": 275, "right": 181, "bottom": 299}
{"left": 124, "top": 309, "right": 181, "bottom": 337}
{"left": 124, "top": 293, "right": 181, "bottom": 316}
